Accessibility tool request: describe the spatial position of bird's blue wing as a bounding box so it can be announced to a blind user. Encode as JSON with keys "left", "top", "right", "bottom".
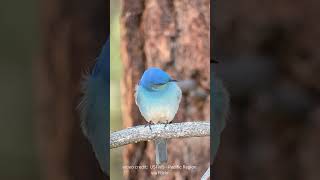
{"left": 211, "top": 63, "right": 229, "bottom": 163}
{"left": 79, "top": 39, "right": 109, "bottom": 174}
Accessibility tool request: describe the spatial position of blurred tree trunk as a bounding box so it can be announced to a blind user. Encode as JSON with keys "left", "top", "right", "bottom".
{"left": 213, "top": 0, "right": 320, "bottom": 180}
{"left": 120, "top": 0, "right": 210, "bottom": 179}
{"left": 35, "top": 0, "right": 108, "bottom": 180}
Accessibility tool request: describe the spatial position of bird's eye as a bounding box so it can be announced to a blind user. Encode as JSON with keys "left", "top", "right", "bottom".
{"left": 154, "top": 83, "right": 166, "bottom": 86}
{"left": 151, "top": 83, "right": 167, "bottom": 90}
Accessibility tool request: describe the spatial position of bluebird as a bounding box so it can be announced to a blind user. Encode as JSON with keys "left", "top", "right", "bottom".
{"left": 211, "top": 61, "right": 229, "bottom": 163}
{"left": 79, "top": 39, "right": 109, "bottom": 174}
{"left": 135, "top": 67, "right": 182, "bottom": 165}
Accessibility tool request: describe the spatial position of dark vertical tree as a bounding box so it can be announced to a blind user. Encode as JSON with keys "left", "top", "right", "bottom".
{"left": 120, "top": 0, "right": 210, "bottom": 179}
{"left": 35, "top": 0, "right": 108, "bottom": 179}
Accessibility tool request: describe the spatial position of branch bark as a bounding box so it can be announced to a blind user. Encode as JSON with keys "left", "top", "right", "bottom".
{"left": 110, "top": 122, "right": 210, "bottom": 149}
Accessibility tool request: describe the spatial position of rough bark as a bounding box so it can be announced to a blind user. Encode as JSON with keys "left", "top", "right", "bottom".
{"left": 35, "top": 0, "right": 108, "bottom": 179}
{"left": 120, "top": 0, "right": 210, "bottom": 179}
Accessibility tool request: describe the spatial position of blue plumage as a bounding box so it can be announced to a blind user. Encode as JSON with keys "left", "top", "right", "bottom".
{"left": 139, "top": 67, "right": 172, "bottom": 90}
{"left": 79, "top": 39, "right": 109, "bottom": 174}
{"left": 135, "top": 67, "right": 182, "bottom": 164}
{"left": 211, "top": 63, "right": 229, "bottom": 163}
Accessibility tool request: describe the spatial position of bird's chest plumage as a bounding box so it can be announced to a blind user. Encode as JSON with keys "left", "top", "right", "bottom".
{"left": 135, "top": 83, "right": 181, "bottom": 124}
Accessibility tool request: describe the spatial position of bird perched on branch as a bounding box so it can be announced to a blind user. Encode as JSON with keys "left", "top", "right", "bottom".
{"left": 79, "top": 39, "right": 109, "bottom": 174}
{"left": 135, "top": 67, "right": 182, "bottom": 165}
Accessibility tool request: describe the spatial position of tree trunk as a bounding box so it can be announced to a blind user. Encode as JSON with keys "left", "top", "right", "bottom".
{"left": 35, "top": 0, "right": 108, "bottom": 179}
{"left": 214, "top": 0, "right": 320, "bottom": 180}
{"left": 120, "top": 0, "right": 210, "bottom": 179}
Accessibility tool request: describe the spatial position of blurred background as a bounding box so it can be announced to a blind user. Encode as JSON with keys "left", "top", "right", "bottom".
{"left": 110, "top": 1, "right": 123, "bottom": 180}
{"left": 0, "top": 0, "right": 108, "bottom": 179}
{"left": 214, "top": 1, "right": 320, "bottom": 180}
{"left": 0, "top": 0, "right": 39, "bottom": 179}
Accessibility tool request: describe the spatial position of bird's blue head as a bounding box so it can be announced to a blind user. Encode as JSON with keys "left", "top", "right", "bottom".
{"left": 139, "top": 67, "right": 176, "bottom": 90}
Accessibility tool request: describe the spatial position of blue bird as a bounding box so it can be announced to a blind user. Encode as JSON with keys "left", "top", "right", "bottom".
{"left": 135, "top": 67, "right": 182, "bottom": 165}
{"left": 211, "top": 62, "right": 229, "bottom": 163}
{"left": 79, "top": 39, "right": 109, "bottom": 174}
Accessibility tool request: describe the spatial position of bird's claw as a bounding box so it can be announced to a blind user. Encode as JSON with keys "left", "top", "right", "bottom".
{"left": 145, "top": 121, "right": 152, "bottom": 131}
{"left": 164, "top": 120, "right": 171, "bottom": 128}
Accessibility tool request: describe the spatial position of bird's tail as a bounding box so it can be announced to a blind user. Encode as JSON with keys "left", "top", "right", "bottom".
{"left": 155, "top": 138, "right": 167, "bottom": 164}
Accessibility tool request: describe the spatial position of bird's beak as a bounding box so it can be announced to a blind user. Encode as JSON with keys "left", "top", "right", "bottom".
{"left": 170, "top": 79, "right": 178, "bottom": 82}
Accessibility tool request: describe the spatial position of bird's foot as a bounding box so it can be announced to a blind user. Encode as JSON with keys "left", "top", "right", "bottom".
{"left": 145, "top": 121, "right": 152, "bottom": 131}
{"left": 164, "top": 120, "right": 171, "bottom": 128}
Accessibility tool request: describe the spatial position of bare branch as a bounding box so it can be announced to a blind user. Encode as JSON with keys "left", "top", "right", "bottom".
{"left": 110, "top": 122, "right": 210, "bottom": 149}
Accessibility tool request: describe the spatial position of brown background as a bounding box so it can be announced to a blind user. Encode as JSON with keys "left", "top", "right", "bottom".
{"left": 214, "top": 0, "right": 320, "bottom": 180}
{"left": 35, "top": 0, "right": 108, "bottom": 179}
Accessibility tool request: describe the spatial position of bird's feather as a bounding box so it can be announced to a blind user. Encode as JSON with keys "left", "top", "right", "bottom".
{"left": 78, "top": 39, "right": 109, "bottom": 174}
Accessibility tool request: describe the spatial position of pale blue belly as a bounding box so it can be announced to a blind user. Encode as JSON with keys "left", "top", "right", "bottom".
{"left": 135, "top": 83, "right": 182, "bottom": 124}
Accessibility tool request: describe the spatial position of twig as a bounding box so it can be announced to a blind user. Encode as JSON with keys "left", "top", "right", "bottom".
{"left": 110, "top": 121, "right": 210, "bottom": 149}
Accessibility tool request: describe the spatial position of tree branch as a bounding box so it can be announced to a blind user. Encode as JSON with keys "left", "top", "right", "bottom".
{"left": 110, "top": 122, "right": 210, "bottom": 149}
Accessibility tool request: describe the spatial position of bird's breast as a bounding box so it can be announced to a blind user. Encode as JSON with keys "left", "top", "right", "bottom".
{"left": 135, "top": 83, "right": 182, "bottom": 124}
